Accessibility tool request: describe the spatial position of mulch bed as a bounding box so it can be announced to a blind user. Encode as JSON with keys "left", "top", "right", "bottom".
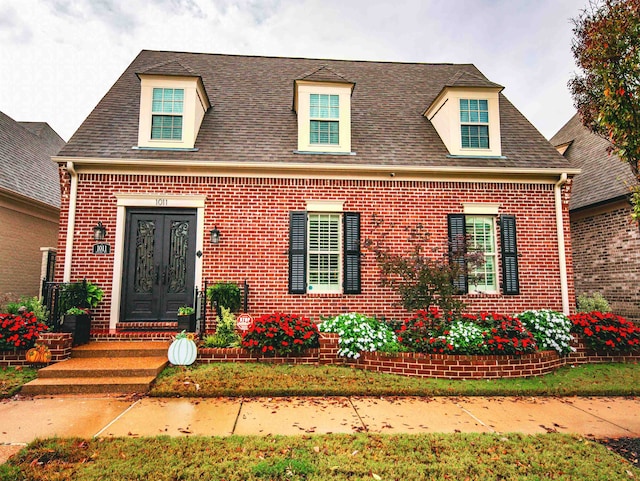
{"left": 597, "top": 437, "right": 640, "bottom": 468}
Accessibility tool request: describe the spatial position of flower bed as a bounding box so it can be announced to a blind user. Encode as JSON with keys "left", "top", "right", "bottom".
{"left": 0, "top": 332, "right": 72, "bottom": 367}
{"left": 195, "top": 310, "right": 640, "bottom": 379}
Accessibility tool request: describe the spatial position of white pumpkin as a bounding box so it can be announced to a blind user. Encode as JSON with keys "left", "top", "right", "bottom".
{"left": 168, "top": 333, "right": 197, "bottom": 366}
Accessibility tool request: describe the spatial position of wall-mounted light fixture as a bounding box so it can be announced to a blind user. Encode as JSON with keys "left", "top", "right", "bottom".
{"left": 210, "top": 226, "right": 221, "bottom": 245}
{"left": 93, "top": 221, "right": 107, "bottom": 241}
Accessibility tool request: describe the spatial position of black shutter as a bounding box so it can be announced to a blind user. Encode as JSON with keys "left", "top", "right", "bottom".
{"left": 343, "top": 212, "right": 361, "bottom": 294}
{"left": 500, "top": 215, "right": 520, "bottom": 295}
{"left": 447, "top": 214, "right": 468, "bottom": 294}
{"left": 289, "top": 212, "right": 307, "bottom": 294}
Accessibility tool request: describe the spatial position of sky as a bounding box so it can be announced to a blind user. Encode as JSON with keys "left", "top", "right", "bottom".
{"left": 0, "top": 0, "right": 588, "bottom": 142}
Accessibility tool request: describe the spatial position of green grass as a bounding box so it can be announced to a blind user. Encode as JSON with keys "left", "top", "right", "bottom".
{"left": 0, "top": 366, "right": 37, "bottom": 398}
{"left": 2, "top": 433, "right": 636, "bottom": 480}
{"left": 150, "top": 362, "right": 640, "bottom": 397}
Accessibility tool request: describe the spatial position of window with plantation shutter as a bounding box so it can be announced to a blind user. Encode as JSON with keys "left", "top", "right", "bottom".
{"left": 288, "top": 211, "right": 361, "bottom": 295}
{"left": 500, "top": 215, "right": 520, "bottom": 295}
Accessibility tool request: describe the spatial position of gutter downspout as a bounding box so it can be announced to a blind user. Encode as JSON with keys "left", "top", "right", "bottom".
{"left": 63, "top": 161, "right": 78, "bottom": 282}
{"left": 554, "top": 173, "right": 570, "bottom": 315}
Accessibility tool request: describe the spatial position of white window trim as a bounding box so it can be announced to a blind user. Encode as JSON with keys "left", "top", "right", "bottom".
{"left": 294, "top": 81, "right": 353, "bottom": 154}
{"left": 151, "top": 88, "right": 184, "bottom": 141}
{"left": 460, "top": 98, "right": 490, "bottom": 150}
{"left": 466, "top": 215, "right": 498, "bottom": 294}
{"left": 137, "top": 75, "right": 209, "bottom": 150}
{"left": 424, "top": 87, "right": 502, "bottom": 157}
{"left": 306, "top": 212, "right": 343, "bottom": 294}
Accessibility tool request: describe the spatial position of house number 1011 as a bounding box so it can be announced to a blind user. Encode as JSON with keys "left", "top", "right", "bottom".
{"left": 156, "top": 198, "right": 168, "bottom": 206}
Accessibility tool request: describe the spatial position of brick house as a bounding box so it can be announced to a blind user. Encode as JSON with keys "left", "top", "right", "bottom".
{"left": 551, "top": 114, "right": 640, "bottom": 321}
{"left": 0, "top": 111, "right": 65, "bottom": 297}
{"left": 53, "top": 50, "right": 579, "bottom": 333}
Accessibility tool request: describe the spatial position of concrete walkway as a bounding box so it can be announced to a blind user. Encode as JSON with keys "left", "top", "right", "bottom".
{"left": 2, "top": 395, "right": 639, "bottom": 463}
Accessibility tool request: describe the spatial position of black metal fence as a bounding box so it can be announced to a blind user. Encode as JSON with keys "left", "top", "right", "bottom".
{"left": 41, "top": 281, "right": 67, "bottom": 331}
{"left": 41, "top": 279, "right": 249, "bottom": 337}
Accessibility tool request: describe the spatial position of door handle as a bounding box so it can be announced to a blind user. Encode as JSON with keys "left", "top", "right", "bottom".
{"left": 162, "top": 266, "right": 168, "bottom": 286}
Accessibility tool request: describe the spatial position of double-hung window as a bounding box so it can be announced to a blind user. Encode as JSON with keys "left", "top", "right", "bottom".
{"left": 151, "top": 88, "right": 184, "bottom": 140}
{"left": 465, "top": 216, "right": 497, "bottom": 292}
{"left": 448, "top": 214, "right": 519, "bottom": 295}
{"left": 308, "top": 213, "right": 341, "bottom": 292}
{"left": 460, "top": 99, "right": 489, "bottom": 149}
{"left": 310, "top": 94, "right": 339, "bottom": 145}
{"left": 289, "top": 211, "right": 361, "bottom": 295}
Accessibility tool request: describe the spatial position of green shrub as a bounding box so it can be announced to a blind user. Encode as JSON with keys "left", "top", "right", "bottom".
{"left": 577, "top": 292, "right": 611, "bottom": 313}
{"left": 318, "top": 313, "right": 399, "bottom": 359}
{"left": 58, "top": 280, "right": 103, "bottom": 312}
{"left": 202, "top": 307, "right": 241, "bottom": 348}
{"left": 517, "top": 310, "right": 574, "bottom": 356}
{"left": 207, "top": 282, "right": 241, "bottom": 312}
{"left": 2, "top": 296, "right": 48, "bottom": 324}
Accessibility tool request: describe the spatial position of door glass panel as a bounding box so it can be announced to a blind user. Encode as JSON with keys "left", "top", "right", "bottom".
{"left": 134, "top": 220, "right": 155, "bottom": 293}
{"left": 167, "top": 220, "right": 189, "bottom": 293}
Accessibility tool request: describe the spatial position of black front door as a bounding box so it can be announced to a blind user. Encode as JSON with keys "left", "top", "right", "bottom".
{"left": 122, "top": 209, "right": 197, "bottom": 322}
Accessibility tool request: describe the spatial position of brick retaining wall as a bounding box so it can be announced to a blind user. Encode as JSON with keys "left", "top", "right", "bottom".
{"left": 3, "top": 332, "right": 638, "bottom": 379}
{"left": 0, "top": 332, "right": 72, "bottom": 367}
{"left": 195, "top": 333, "right": 639, "bottom": 379}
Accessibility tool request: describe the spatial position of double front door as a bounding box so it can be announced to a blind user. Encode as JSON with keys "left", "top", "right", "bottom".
{"left": 122, "top": 209, "right": 197, "bottom": 322}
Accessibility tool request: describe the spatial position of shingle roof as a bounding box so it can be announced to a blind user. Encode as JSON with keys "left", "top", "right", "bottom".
{"left": 550, "top": 113, "right": 637, "bottom": 211}
{"left": 58, "top": 50, "right": 569, "bottom": 170}
{"left": 0, "top": 111, "right": 65, "bottom": 208}
{"left": 296, "top": 65, "right": 354, "bottom": 84}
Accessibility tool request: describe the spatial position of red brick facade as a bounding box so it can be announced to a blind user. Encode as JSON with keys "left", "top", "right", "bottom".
{"left": 570, "top": 200, "right": 640, "bottom": 321}
{"left": 56, "top": 169, "right": 575, "bottom": 331}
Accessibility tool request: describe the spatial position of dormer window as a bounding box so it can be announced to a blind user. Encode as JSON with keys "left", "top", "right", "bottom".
{"left": 460, "top": 99, "right": 489, "bottom": 149}
{"left": 293, "top": 66, "right": 355, "bottom": 155}
{"left": 151, "top": 88, "right": 184, "bottom": 140}
{"left": 424, "top": 75, "right": 503, "bottom": 158}
{"left": 136, "top": 67, "right": 210, "bottom": 150}
{"left": 310, "top": 94, "right": 339, "bottom": 145}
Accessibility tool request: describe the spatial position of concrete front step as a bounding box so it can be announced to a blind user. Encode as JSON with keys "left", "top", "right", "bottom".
{"left": 22, "top": 341, "right": 171, "bottom": 395}
{"left": 21, "top": 376, "right": 158, "bottom": 395}
{"left": 72, "top": 341, "right": 170, "bottom": 358}
{"left": 36, "top": 356, "right": 168, "bottom": 379}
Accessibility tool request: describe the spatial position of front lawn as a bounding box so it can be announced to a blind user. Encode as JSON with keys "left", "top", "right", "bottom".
{"left": 150, "top": 362, "right": 640, "bottom": 397}
{"left": 0, "top": 366, "right": 37, "bottom": 398}
{"left": 2, "top": 433, "right": 636, "bottom": 480}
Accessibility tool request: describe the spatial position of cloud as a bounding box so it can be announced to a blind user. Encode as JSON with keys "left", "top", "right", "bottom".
{"left": 0, "top": 5, "right": 33, "bottom": 44}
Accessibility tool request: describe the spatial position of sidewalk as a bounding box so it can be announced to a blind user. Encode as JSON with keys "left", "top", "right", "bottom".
{"left": 2, "top": 395, "right": 639, "bottom": 463}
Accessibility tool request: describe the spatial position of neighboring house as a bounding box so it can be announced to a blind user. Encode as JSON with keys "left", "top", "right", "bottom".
{"left": 551, "top": 114, "right": 640, "bottom": 321}
{"left": 0, "top": 111, "right": 65, "bottom": 298}
{"left": 53, "top": 50, "right": 579, "bottom": 332}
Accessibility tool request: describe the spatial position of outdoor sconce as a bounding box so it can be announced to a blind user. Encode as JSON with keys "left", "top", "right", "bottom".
{"left": 93, "top": 222, "right": 107, "bottom": 241}
{"left": 210, "top": 226, "right": 221, "bottom": 245}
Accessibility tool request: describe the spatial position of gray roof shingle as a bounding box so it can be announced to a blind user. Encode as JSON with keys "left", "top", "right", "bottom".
{"left": 550, "top": 113, "right": 637, "bottom": 211}
{"left": 0, "top": 111, "right": 65, "bottom": 208}
{"left": 58, "top": 50, "right": 569, "bottom": 170}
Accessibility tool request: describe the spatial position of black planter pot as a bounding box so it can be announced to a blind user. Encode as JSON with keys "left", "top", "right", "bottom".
{"left": 60, "top": 314, "right": 91, "bottom": 346}
{"left": 177, "top": 313, "right": 196, "bottom": 332}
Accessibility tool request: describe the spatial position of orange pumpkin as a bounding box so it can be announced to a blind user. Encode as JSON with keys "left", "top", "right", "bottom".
{"left": 25, "top": 344, "right": 52, "bottom": 364}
